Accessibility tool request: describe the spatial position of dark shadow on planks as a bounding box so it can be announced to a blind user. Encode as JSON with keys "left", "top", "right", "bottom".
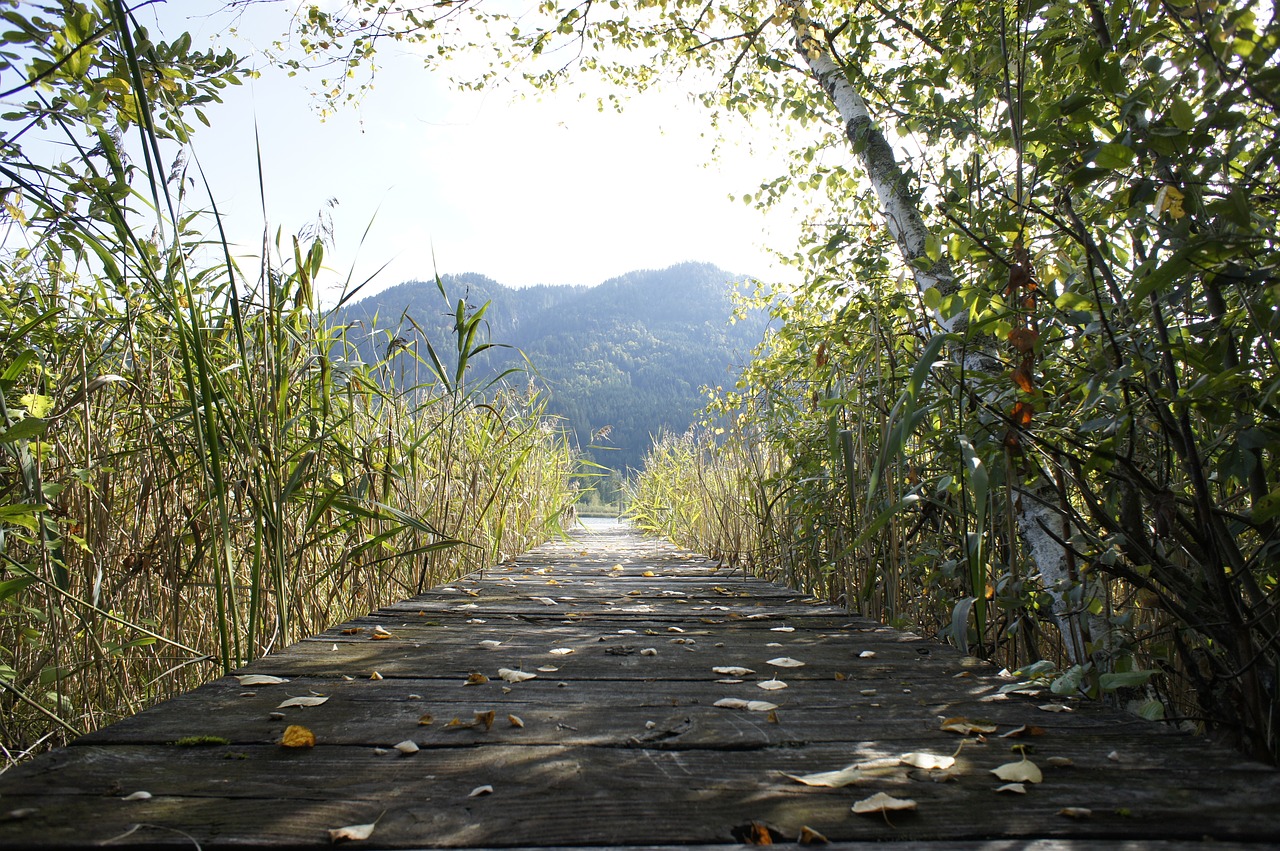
{"left": 0, "top": 521, "right": 1277, "bottom": 849}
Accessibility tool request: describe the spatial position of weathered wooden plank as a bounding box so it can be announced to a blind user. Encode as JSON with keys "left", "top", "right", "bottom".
{"left": 2, "top": 742, "right": 1277, "bottom": 846}
{"left": 0, "top": 522, "right": 1276, "bottom": 850}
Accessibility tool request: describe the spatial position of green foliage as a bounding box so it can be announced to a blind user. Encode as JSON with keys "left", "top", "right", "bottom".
{"left": 0, "top": 1, "right": 574, "bottom": 764}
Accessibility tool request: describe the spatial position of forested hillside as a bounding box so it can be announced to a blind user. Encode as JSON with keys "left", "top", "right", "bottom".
{"left": 339, "top": 262, "right": 768, "bottom": 475}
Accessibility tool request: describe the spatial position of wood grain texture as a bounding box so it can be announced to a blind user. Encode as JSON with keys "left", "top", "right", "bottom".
{"left": 0, "top": 523, "right": 1276, "bottom": 849}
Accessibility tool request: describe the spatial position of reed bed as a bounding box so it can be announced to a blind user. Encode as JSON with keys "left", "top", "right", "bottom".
{"left": 0, "top": 4, "right": 575, "bottom": 766}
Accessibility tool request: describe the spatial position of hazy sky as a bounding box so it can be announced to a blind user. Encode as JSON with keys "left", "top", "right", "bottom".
{"left": 142, "top": 2, "right": 802, "bottom": 297}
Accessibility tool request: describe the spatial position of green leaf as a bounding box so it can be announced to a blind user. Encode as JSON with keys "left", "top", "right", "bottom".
{"left": 1099, "top": 670, "right": 1154, "bottom": 691}
{"left": 0, "top": 417, "right": 48, "bottom": 443}
{"left": 1093, "top": 143, "right": 1136, "bottom": 170}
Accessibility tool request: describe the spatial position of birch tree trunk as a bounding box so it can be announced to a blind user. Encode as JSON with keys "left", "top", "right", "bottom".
{"left": 784, "top": 0, "right": 1091, "bottom": 664}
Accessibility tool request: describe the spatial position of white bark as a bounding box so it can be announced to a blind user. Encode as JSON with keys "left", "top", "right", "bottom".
{"left": 786, "top": 2, "right": 1088, "bottom": 664}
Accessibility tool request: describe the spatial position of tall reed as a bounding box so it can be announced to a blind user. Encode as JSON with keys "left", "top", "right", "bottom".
{"left": 0, "top": 2, "right": 575, "bottom": 764}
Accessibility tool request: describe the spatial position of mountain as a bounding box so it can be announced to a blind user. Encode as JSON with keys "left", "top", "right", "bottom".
{"left": 336, "top": 262, "right": 768, "bottom": 481}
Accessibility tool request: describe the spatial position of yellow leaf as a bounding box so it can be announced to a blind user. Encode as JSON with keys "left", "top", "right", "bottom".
{"left": 280, "top": 725, "right": 315, "bottom": 748}
{"left": 798, "top": 826, "right": 829, "bottom": 845}
{"left": 508, "top": 714, "right": 524, "bottom": 728}
{"left": 417, "top": 713, "right": 434, "bottom": 726}
{"left": 1155, "top": 184, "right": 1186, "bottom": 220}
{"left": 464, "top": 672, "right": 489, "bottom": 686}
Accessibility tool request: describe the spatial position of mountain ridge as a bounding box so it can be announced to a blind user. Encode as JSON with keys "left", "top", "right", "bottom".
{"left": 337, "top": 261, "right": 768, "bottom": 485}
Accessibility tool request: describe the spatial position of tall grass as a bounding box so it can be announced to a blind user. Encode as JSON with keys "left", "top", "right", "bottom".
{"left": 0, "top": 3, "right": 575, "bottom": 764}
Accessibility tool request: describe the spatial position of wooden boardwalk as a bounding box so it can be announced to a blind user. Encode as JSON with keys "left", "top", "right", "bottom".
{"left": 1, "top": 522, "right": 1278, "bottom": 849}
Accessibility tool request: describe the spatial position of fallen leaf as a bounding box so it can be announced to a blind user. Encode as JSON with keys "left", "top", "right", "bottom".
{"left": 765, "top": 657, "right": 805, "bottom": 668}
{"left": 549, "top": 648, "right": 574, "bottom": 656}
{"left": 474, "top": 710, "right": 496, "bottom": 731}
{"left": 464, "top": 672, "right": 489, "bottom": 686}
{"left": 328, "top": 822, "right": 376, "bottom": 842}
{"left": 508, "top": 714, "right": 524, "bottom": 728}
{"left": 712, "top": 666, "right": 755, "bottom": 676}
{"left": 852, "top": 792, "right": 918, "bottom": 815}
{"left": 1037, "top": 703, "right": 1072, "bottom": 713}
{"left": 858, "top": 650, "right": 877, "bottom": 658}
{"left": 369, "top": 671, "right": 383, "bottom": 681}
{"left": 417, "top": 713, "right": 434, "bottom": 726}
{"left": 469, "top": 785, "right": 493, "bottom": 797}
{"left": 371, "top": 625, "right": 393, "bottom": 639}
{"left": 278, "top": 696, "right": 329, "bottom": 709}
{"left": 940, "top": 716, "right": 998, "bottom": 735}
{"left": 766, "top": 709, "right": 779, "bottom": 724}
{"left": 757, "top": 678, "right": 788, "bottom": 690}
{"left": 714, "top": 697, "right": 778, "bottom": 711}
{"left": 280, "top": 725, "right": 316, "bottom": 748}
{"left": 1059, "top": 807, "right": 1093, "bottom": 819}
{"left": 900, "top": 752, "right": 955, "bottom": 770}
{"left": 235, "top": 675, "right": 288, "bottom": 686}
{"left": 782, "top": 765, "right": 864, "bottom": 788}
{"left": 537, "top": 665, "right": 560, "bottom": 672}
{"left": 991, "top": 758, "right": 1043, "bottom": 784}
{"left": 394, "top": 740, "right": 419, "bottom": 755}
{"left": 530, "top": 596, "right": 558, "bottom": 606}
{"left": 995, "top": 782, "right": 1027, "bottom": 794}
{"left": 479, "top": 640, "right": 503, "bottom": 649}
{"left": 797, "top": 826, "right": 829, "bottom": 845}
{"left": 642, "top": 570, "right": 656, "bottom": 577}
{"left": 498, "top": 668, "right": 537, "bottom": 683}
{"left": 339, "top": 627, "right": 363, "bottom": 635}
{"left": 121, "top": 791, "right": 152, "bottom": 801}
{"left": 1000, "top": 724, "right": 1046, "bottom": 738}
{"left": 771, "top": 626, "right": 796, "bottom": 633}
{"left": 640, "top": 648, "right": 657, "bottom": 656}
{"left": 732, "top": 821, "right": 779, "bottom": 845}
{"left": 1047, "top": 756, "right": 1074, "bottom": 767}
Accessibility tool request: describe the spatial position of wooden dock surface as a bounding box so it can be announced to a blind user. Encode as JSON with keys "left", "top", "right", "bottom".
{"left": 1, "top": 522, "right": 1278, "bottom": 849}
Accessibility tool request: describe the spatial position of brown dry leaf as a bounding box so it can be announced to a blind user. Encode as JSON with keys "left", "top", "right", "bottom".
{"left": 328, "top": 822, "right": 376, "bottom": 842}
{"left": 508, "top": 714, "right": 524, "bottom": 728}
{"left": 834, "top": 672, "right": 847, "bottom": 681}
{"left": 766, "top": 710, "right": 779, "bottom": 724}
{"left": 235, "top": 674, "right": 289, "bottom": 686}
{"left": 765, "top": 657, "right": 805, "bottom": 668}
{"left": 464, "top": 672, "right": 490, "bottom": 686}
{"left": 370, "top": 625, "right": 392, "bottom": 638}
{"left": 1047, "top": 756, "right": 1074, "bottom": 767}
{"left": 278, "top": 695, "right": 329, "bottom": 709}
{"left": 1059, "top": 807, "right": 1093, "bottom": 819}
{"left": 736, "top": 821, "right": 775, "bottom": 845}
{"left": 900, "top": 752, "right": 955, "bottom": 770}
{"left": 940, "top": 716, "right": 998, "bottom": 735}
{"left": 474, "top": 710, "right": 496, "bottom": 731}
{"left": 497, "top": 668, "right": 537, "bottom": 683}
{"left": 851, "top": 792, "right": 918, "bottom": 815}
{"left": 280, "top": 725, "right": 316, "bottom": 748}
{"left": 991, "top": 758, "right": 1043, "bottom": 784}
{"left": 782, "top": 765, "right": 863, "bottom": 788}
{"left": 443, "top": 717, "right": 471, "bottom": 730}
{"left": 797, "top": 826, "right": 829, "bottom": 845}
{"left": 339, "top": 627, "right": 363, "bottom": 636}
{"left": 999, "top": 724, "right": 1046, "bottom": 738}
{"left": 417, "top": 713, "right": 434, "bottom": 726}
